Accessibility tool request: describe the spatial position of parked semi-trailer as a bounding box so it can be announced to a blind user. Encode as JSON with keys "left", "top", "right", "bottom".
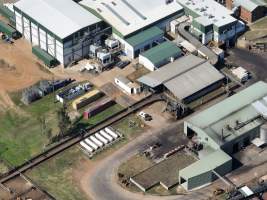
{"left": 100, "top": 130, "right": 113, "bottom": 142}
{"left": 95, "top": 133, "right": 109, "bottom": 144}
{"left": 105, "top": 127, "right": 119, "bottom": 139}
{"left": 80, "top": 141, "right": 94, "bottom": 153}
{"left": 85, "top": 138, "right": 98, "bottom": 150}
{"left": 90, "top": 135, "right": 103, "bottom": 147}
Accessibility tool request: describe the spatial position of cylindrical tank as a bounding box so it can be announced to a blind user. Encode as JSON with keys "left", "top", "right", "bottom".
{"left": 260, "top": 123, "right": 267, "bottom": 143}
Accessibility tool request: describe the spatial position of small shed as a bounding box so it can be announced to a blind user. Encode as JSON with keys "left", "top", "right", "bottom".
{"left": 115, "top": 76, "right": 141, "bottom": 95}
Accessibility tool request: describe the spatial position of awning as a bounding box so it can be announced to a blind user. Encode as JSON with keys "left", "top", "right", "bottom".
{"left": 32, "top": 46, "right": 58, "bottom": 67}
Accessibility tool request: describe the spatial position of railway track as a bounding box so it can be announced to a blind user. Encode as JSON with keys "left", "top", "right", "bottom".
{"left": 0, "top": 93, "right": 165, "bottom": 184}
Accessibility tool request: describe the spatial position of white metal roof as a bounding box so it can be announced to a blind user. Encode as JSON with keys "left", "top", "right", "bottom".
{"left": 15, "top": 0, "right": 101, "bottom": 39}
{"left": 80, "top": 0, "right": 183, "bottom": 37}
{"left": 177, "top": 0, "right": 237, "bottom": 28}
{"left": 164, "top": 61, "right": 224, "bottom": 100}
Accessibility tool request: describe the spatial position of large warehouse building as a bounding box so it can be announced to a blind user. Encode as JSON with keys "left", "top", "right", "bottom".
{"left": 181, "top": 81, "right": 267, "bottom": 190}
{"left": 138, "top": 54, "right": 225, "bottom": 104}
{"left": 177, "top": 0, "right": 245, "bottom": 45}
{"left": 14, "top": 0, "right": 105, "bottom": 67}
{"left": 80, "top": 0, "right": 184, "bottom": 58}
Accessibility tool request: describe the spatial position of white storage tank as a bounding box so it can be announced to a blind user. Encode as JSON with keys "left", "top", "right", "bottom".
{"left": 85, "top": 138, "right": 99, "bottom": 150}
{"left": 100, "top": 130, "right": 114, "bottom": 142}
{"left": 105, "top": 127, "right": 119, "bottom": 139}
{"left": 260, "top": 123, "right": 267, "bottom": 143}
{"left": 80, "top": 141, "right": 94, "bottom": 153}
{"left": 90, "top": 135, "right": 104, "bottom": 147}
{"left": 95, "top": 133, "right": 109, "bottom": 144}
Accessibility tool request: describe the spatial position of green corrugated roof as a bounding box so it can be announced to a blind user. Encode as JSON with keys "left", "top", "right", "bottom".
{"left": 140, "top": 41, "right": 181, "bottom": 66}
{"left": 126, "top": 26, "right": 163, "bottom": 47}
{"left": 32, "top": 46, "right": 58, "bottom": 67}
{"left": 179, "top": 149, "right": 232, "bottom": 179}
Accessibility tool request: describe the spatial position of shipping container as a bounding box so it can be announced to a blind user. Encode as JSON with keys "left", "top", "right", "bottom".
{"left": 83, "top": 97, "right": 115, "bottom": 119}
{"left": 100, "top": 130, "right": 114, "bottom": 142}
{"left": 85, "top": 138, "right": 99, "bottom": 150}
{"left": 105, "top": 127, "right": 119, "bottom": 139}
{"left": 80, "top": 141, "right": 94, "bottom": 153}
{"left": 72, "top": 89, "right": 103, "bottom": 110}
{"left": 90, "top": 135, "right": 103, "bottom": 147}
{"left": 95, "top": 133, "right": 109, "bottom": 144}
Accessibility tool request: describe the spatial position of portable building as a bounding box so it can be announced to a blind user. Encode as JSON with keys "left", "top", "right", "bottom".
{"left": 72, "top": 89, "right": 103, "bottom": 110}
{"left": 85, "top": 138, "right": 99, "bottom": 150}
{"left": 14, "top": 0, "right": 103, "bottom": 67}
{"left": 80, "top": 141, "right": 94, "bottom": 153}
{"left": 100, "top": 130, "right": 114, "bottom": 142}
{"left": 83, "top": 97, "right": 115, "bottom": 119}
{"left": 114, "top": 76, "right": 141, "bottom": 95}
{"left": 95, "top": 133, "right": 109, "bottom": 144}
{"left": 105, "top": 127, "right": 119, "bottom": 139}
{"left": 90, "top": 135, "right": 103, "bottom": 147}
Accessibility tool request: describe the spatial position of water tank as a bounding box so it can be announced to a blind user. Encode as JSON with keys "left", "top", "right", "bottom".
{"left": 260, "top": 123, "right": 267, "bottom": 143}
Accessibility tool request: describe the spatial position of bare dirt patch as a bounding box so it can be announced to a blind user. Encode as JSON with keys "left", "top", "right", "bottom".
{"left": 0, "top": 39, "right": 53, "bottom": 109}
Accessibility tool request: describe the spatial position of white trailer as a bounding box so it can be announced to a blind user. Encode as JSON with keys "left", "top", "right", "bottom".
{"left": 95, "top": 133, "right": 109, "bottom": 145}
{"left": 85, "top": 138, "right": 99, "bottom": 150}
{"left": 80, "top": 141, "right": 94, "bottom": 153}
{"left": 100, "top": 130, "right": 113, "bottom": 142}
{"left": 90, "top": 135, "right": 103, "bottom": 147}
{"left": 105, "top": 127, "right": 119, "bottom": 139}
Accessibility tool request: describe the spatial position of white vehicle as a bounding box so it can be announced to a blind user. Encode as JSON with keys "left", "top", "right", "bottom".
{"left": 80, "top": 141, "right": 94, "bottom": 153}
{"left": 105, "top": 127, "right": 118, "bottom": 139}
{"left": 85, "top": 138, "right": 98, "bottom": 150}
{"left": 95, "top": 133, "right": 109, "bottom": 144}
{"left": 100, "top": 130, "right": 113, "bottom": 142}
{"left": 90, "top": 135, "right": 103, "bottom": 147}
{"left": 138, "top": 111, "right": 152, "bottom": 121}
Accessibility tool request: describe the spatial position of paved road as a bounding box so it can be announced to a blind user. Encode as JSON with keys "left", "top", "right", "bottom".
{"left": 85, "top": 121, "right": 212, "bottom": 200}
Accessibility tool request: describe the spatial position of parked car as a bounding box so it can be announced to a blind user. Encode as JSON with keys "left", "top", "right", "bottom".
{"left": 138, "top": 111, "right": 152, "bottom": 121}
{"left": 116, "top": 60, "right": 130, "bottom": 69}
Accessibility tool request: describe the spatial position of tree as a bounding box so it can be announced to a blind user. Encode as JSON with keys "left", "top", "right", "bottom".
{"left": 57, "top": 104, "right": 72, "bottom": 138}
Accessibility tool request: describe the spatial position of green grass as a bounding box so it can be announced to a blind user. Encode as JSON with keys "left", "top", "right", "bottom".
{"left": 26, "top": 146, "right": 88, "bottom": 200}
{"left": 0, "top": 92, "right": 61, "bottom": 166}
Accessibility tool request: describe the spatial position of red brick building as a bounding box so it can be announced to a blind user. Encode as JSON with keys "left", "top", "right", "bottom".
{"left": 226, "top": 0, "right": 267, "bottom": 23}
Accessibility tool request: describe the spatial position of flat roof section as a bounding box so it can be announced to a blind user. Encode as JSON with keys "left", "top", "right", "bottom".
{"left": 14, "top": 0, "right": 101, "bottom": 39}
{"left": 80, "top": 0, "right": 183, "bottom": 37}
{"left": 177, "top": 0, "right": 237, "bottom": 28}
{"left": 140, "top": 41, "right": 182, "bottom": 66}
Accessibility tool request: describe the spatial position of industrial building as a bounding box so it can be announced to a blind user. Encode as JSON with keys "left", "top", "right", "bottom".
{"left": 226, "top": 0, "right": 267, "bottom": 23}
{"left": 80, "top": 0, "right": 184, "bottom": 58}
{"left": 177, "top": 0, "right": 245, "bottom": 45}
{"left": 139, "top": 41, "right": 182, "bottom": 71}
{"left": 138, "top": 54, "right": 225, "bottom": 104}
{"left": 13, "top": 0, "right": 105, "bottom": 67}
{"left": 181, "top": 81, "right": 267, "bottom": 190}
